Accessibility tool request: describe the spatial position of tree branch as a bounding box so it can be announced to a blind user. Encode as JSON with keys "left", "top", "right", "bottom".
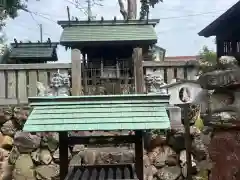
{"left": 127, "top": 0, "right": 137, "bottom": 19}
{"left": 118, "top": 0, "right": 127, "bottom": 20}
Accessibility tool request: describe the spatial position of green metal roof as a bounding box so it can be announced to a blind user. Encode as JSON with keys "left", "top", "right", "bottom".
{"left": 23, "top": 94, "right": 170, "bottom": 132}
{"left": 9, "top": 42, "right": 58, "bottom": 61}
{"left": 58, "top": 19, "right": 159, "bottom": 46}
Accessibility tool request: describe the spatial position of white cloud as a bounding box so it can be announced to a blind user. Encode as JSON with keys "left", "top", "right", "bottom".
{"left": 4, "top": 0, "right": 239, "bottom": 62}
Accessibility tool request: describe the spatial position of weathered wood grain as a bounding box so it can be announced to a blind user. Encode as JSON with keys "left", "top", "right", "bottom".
{"left": 0, "top": 71, "right": 5, "bottom": 98}
{"left": 7, "top": 71, "right": 16, "bottom": 98}
{"left": 167, "top": 68, "right": 174, "bottom": 83}
{"left": 28, "top": 71, "right": 38, "bottom": 97}
{"left": 38, "top": 70, "right": 48, "bottom": 87}
{"left": 18, "top": 71, "right": 28, "bottom": 104}
{"left": 177, "top": 68, "right": 184, "bottom": 79}
{"left": 0, "top": 63, "right": 70, "bottom": 70}
{"left": 71, "top": 49, "right": 82, "bottom": 96}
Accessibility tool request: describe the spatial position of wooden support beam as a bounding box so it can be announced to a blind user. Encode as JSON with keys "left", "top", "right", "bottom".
{"left": 82, "top": 53, "right": 88, "bottom": 94}
{"left": 216, "top": 36, "right": 224, "bottom": 60}
{"left": 135, "top": 130, "right": 144, "bottom": 180}
{"left": 183, "top": 104, "right": 192, "bottom": 180}
{"left": 59, "top": 131, "right": 69, "bottom": 180}
{"left": 133, "top": 47, "right": 144, "bottom": 93}
{"left": 71, "top": 49, "right": 82, "bottom": 95}
{"left": 68, "top": 135, "right": 136, "bottom": 145}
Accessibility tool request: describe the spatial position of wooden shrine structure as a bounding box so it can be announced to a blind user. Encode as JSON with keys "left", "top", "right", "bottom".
{"left": 8, "top": 39, "right": 58, "bottom": 64}
{"left": 198, "top": 0, "right": 240, "bottom": 60}
{"left": 23, "top": 94, "right": 170, "bottom": 180}
{"left": 57, "top": 18, "right": 159, "bottom": 94}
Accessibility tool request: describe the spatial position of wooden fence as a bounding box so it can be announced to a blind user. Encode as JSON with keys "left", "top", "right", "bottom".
{"left": 0, "top": 63, "right": 71, "bottom": 105}
{"left": 143, "top": 60, "right": 198, "bottom": 83}
{"left": 0, "top": 49, "right": 199, "bottom": 105}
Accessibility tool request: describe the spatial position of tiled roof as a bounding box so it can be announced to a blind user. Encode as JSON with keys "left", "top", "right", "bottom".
{"left": 198, "top": 1, "right": 240, "bottom": 37}
{"left": 58, "top": 19, "right": 159, "bottom": 46}
{"left": 9, "top": 42, "right": 58, "bottom": 61}
{"left": 23, "top": 94, "right": 170, "bottom": 132}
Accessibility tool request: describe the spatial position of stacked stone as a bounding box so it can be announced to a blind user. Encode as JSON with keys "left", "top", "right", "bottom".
{"left": 0, "top": 106, "right": 210, "bottom": 180}
{"left": 197, "top": 56, "right": 240, "bottom": 180}
{"left": 0, "top": 71, "right": 211, "bottom": 180}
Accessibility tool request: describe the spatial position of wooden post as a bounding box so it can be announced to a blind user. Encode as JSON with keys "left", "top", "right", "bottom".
{"left": 216, "top": 36, "right": 224, "bottom": 61}
{"left": 59, "top": 132, "right": 69, "bottom": 180}
{"left": 133, "top": 47, "right": 144, "bottom": 180}
{"left": 82, "top": 53, "right": 88, "bottom": 95}
{"left": 133, "top": 47, "right": 144, "bottom": 93}
{"left": 135, "top": 130, "right": 144, "bottom": 180}
{"left": 183, "top": 104, "right": 192, "bottom": 180}
{"left": 71, "top": 49, "right": 82, "bottom": 95}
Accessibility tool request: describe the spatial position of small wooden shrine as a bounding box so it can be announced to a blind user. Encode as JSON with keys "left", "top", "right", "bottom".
{"left": 198, "top": 1, "right": 240, "bottom": 60}
{"left": 8, "top": 38, "right": 58, "bottom": 64}
{"left": 23, "top": 94, "right": 170, "bottom": 180}
{"left": 57, "top": 18, "right": 159, "bottom": 94}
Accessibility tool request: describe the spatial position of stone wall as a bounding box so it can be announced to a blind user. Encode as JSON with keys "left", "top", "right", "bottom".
{"left": 0, "top": 106, "right": 211, "bottom": 180}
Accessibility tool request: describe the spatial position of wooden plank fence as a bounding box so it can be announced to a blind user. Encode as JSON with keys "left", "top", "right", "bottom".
{"left": 0, "top": 49, "right": 199, "bottom": 106}
{"left": 143, "top": 61, "right": 198, "bottom": 83}
{"left": 0, "top": 63, "right": 71, "bottom": 105}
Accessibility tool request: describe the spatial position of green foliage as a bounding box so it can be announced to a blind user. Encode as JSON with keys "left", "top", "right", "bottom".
{"left": 2, "top": 0, "right": 27, "bottom": 19}
{"left": 198, "top": 45, "right": 217, "bottom": 74}
{"left": 199, "top": 45, "right": 217, "bottom": 65}
{"left": 140, "top": 0, "right": 163, "bottom": 19}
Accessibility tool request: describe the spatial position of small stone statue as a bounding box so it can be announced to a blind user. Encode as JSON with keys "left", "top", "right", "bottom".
{"left": 145, "top": 71, "right": 167, "bottom": 95}
{"left": 37, "top": 72, "right": 70, "bottom": 97}
{"left": 50, "top": 72, "right": 70, "bottom": 96}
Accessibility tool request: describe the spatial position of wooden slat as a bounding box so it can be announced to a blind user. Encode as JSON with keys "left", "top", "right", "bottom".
{"left": 92, "top": 69, "right": 97, "bottom": 95}
{"left": 0, "top": 63, "right": 71, "bottom": 70}
{"left": 177, "top": 68, "right": 184, "bottom": 79}
{"left": 7, "top": 71, "right": 16, "bottom": 98}
{"left": 28, "top": 71, "right": 38, "bottom": 97}
{"left": 133, "top": 48, "right": 144, "bottom": 93}
{"left": 71, "top": 49, "right": 82, "bottom": 96}
{"left": 38, "top": 70, "right": 48, "bottom": 87}
{"left": 159, "top": 68, "right": 164, "bottom": 77}
{"left": 64, "top": 167, "right": 74, "bottom": 180}
{"left": 0, "top": 98, "right": 18, "bottom": 105}
{"left": 167, "top": 68, "right": 174, "bottom": 83}
{"left": 143, "top": 61, "right": 194, "bottom": 67}
{"left": 0, "top": 71, "right": 5, "bottom": 98}
{"left": 187, "top": 68, "right": 197, "bottom": 80}
{"left": 18, "top": 71, "right": 28, "bottom": 104}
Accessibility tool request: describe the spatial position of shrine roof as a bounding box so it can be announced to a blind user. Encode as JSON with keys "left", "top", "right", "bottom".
{"left": 23, "top": 94, "right": 170, "bottom": 132}
{"left": 9, "top": 41, "right": 58, "bottom": 61}
{"left": 198, "top": 1, "right": 240, "bottom": 37}
{"left": 57, "top": 19, "right": 159, "bottom": 47}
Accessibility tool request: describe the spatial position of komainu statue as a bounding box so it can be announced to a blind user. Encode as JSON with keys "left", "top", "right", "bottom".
{"left": 37, "top": 72, "right": 70, "bottom": 97}
{"left": 145, "top": 71, "right": 167, "bottom": 94}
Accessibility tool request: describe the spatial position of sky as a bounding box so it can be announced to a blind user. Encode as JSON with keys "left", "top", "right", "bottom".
{"left": 3, "top": 0, "right": 239, "bottom": 63}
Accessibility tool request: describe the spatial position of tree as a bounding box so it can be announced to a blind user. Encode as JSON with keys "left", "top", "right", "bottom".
{"left": 199, "top": 45, "right": 217, "bottom": 66}
{"left": 0, "top": 0, "right": 30, "bottom": 19}
{"left": 198, "top": 45, "right": 217, "bottom": 74}
{"left": 118, "top": 0, "right": 163, "bottom": 20}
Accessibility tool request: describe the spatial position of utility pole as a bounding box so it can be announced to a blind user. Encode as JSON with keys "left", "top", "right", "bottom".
{"left": 39, "top": 24, "right": 43, "bottom": 42}
{"left": 87, "top": 0, "right": 92, "bottom": 20}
